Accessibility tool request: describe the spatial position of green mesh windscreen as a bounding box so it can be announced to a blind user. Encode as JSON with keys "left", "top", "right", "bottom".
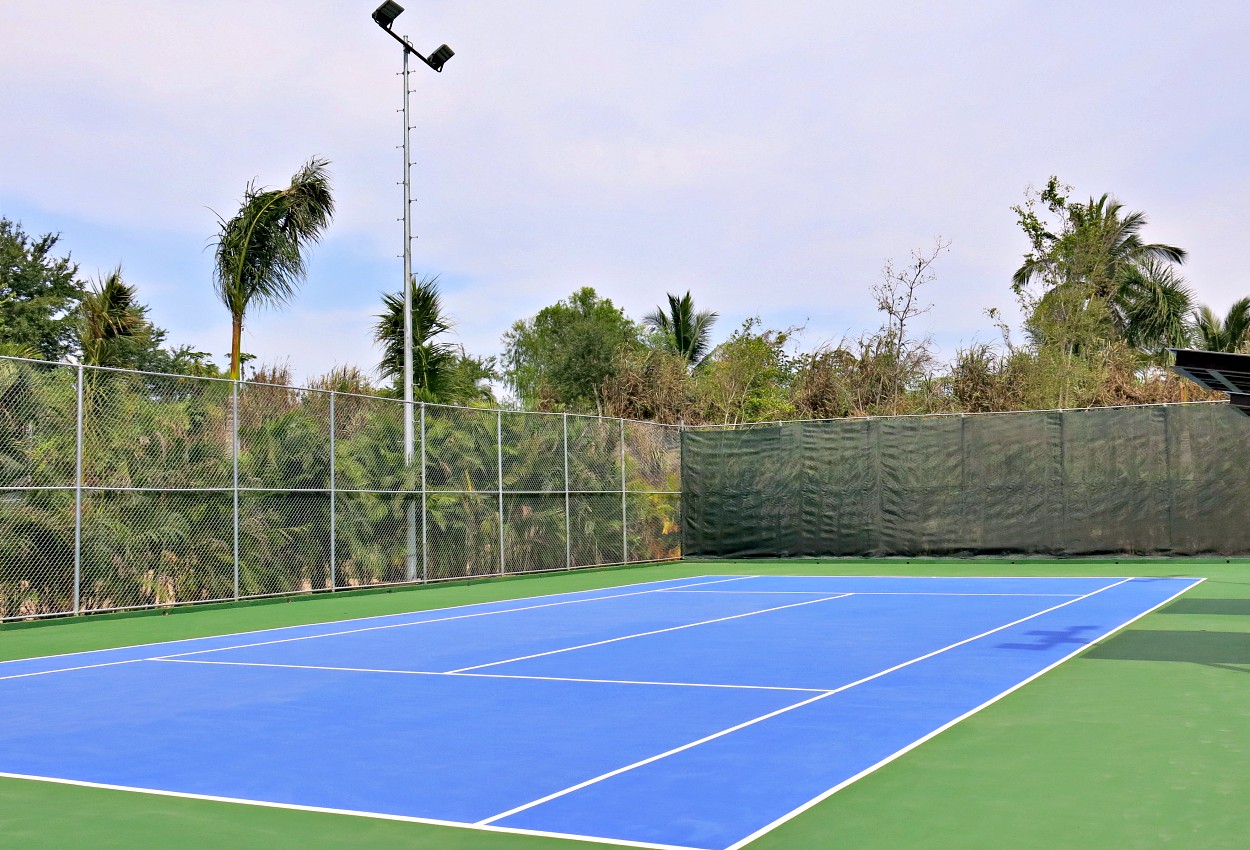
{"left": 681, "top": 404, "right": 1250, "bottom": 557}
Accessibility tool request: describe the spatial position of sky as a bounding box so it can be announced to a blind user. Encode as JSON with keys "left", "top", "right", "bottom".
{"left": 2, "top": 1, "right": 1249, "bottom": 386}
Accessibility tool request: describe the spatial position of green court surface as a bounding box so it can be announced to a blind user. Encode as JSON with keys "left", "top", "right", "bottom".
{"left": 2, "top": 558, "right": 1247, "bottom": 849}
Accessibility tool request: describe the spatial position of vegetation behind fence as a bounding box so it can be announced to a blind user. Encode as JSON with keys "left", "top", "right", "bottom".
{"left": 0, "top": 356, "right": 681, "bottom": 620}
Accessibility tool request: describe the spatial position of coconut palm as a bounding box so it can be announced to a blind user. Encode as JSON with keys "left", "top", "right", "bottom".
{"left": 1113, "top": 260, "right": 1195, "bottom": 357}
{"left": 1012, "top": 194, "right": 1186, "bottom": 299}
{"left": 213, "top": 157, "right": 334, "bottom": 380}
{"left": 644, "top": 291, "right": 718, "bottom": 366}
{"left": 79, "top": 267, "right": 150, "bottom": 367}
{"left": 1191, "top": 298, "right": 1250, "bottom": 353}
{"left": 373, "top": 275, "right": 459, "bottom": 402}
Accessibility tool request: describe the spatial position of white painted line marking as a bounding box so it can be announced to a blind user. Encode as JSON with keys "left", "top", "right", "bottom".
{"left": 0, "top": 658, "right": 145, "bottom": 683}
{"left": 476, "top": 577, "right": 1137, "bottom": 826}
{"left": 660, "top": 590, "right": 1083, "bottom": 597}
{"left": 0, "top": 771, "right": 701, "bottom": 850}
{"left": 148, "top": 576, "right": 757, "bottom": 662}
{"left": 447, "top": 594, "right": 855, "bottom": 674}
{"left": 476, "top": 691, "right": 835, "bottom": 826}
{"left": 151, "top": 658, "right": 829, "bottom": 694}
{"left": 0, "top": 575, "right": 745, "bottom": 672}
{"left": 722, "top": 576, "right": 1207, "bottom": 850}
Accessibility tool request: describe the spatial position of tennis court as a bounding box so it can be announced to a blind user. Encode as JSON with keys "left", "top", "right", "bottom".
{"left": 0, "top": 573, "right": 1200, "bottom": 850}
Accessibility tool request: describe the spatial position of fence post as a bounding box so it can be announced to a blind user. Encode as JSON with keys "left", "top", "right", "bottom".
{"left": 563, "top": 413, "right": 571, "bottom": 570}
{"left": 72, "top": 363, "right": 84, "bottom": 614}
{"left": 329, "top": 391, "right": 336, "bottom": 591}
{"left": 420, "top": 403, "right": 427, "bottom": 583}
{"left": 620, "top": 417, "right": 627, "bottom": 565}
{"left": 497, "top": 410, "right": 505, "bottom": 575}
{"left": 232, "top": 379, "right": 240, "bottom": 601}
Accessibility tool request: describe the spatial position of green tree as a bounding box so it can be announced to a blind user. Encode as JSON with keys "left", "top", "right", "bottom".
{"left": 696, "top": 317, "right": 795, "bottom": 424}
{"left": 0, "top": 218, "right": 83, "bottom": 360}
{"left": 503, "top": 287, "right": 641, "bottom": 412}
{"left": 1191, "top": 298, "right": 1250, "bottom": 352}
{"left": 1009, "top": 179, "right": 1190, "bottom": 405}
{"left": 1013, "top": 179, "right": 1187, "bottom": 355}
{"left": 78, "top": 267, "right": 153, "bottom": 367}
{"left": 374, "top": 275, "right": 455, "bottom": 402}
{"left": 373, "top": 275, "right": 496, "bottom": 404}
{"left": 213, "top": 157, "right": 335, "bottom": 380}
{"left": 1012, "top": 179, "right": 1186, "bottom": 301}
{"left": 644, "top": 291, "right": 718, "bottom": 366}
{"left": 1114, "top": 259, "right": 1195, "bottom": 357}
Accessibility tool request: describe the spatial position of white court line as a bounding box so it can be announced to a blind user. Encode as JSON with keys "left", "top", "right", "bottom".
{"left": 0, "top": 658, "right": 145, "bottom": 683}
{"left": 476, "top": 576, "right": 1136, "bottom": 827}
{"left": 0, "top": 575, "right": 746, "bottom": 673}
{"left": 712, "top": 573, "right": 1138, "bottom": 579}
{"left": 152, "top": 658, "right": 829, "bottom": 694}
{"left": 722, "top": 576, "right": 1207, "bottom": 850}
{"left": 660, "top": 590, "right": 1083, "bottom": 597}
{"left": 447, "top": 594, "right": 855, "bottom": 674}
{"left": 0, "top": 771, "right": 701, "bottom": 850}
{"left": 128, "top": 576, "right": 754, "bottom": 662}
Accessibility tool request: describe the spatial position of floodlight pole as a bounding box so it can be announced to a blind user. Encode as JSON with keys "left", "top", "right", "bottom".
{"left": 372, "top": 3, "right": 453, "bottom": 582}
{"left": 401, "top": 46, "right": 418, "bottom": 581}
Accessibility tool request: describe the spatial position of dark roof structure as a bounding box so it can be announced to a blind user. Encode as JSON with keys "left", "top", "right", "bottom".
{"left": 1169, "top": 348, "right": 1250, "bottom": 415}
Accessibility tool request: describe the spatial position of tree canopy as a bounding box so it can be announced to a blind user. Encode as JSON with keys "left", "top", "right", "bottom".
{"left": 213, "top": 157, "right": 335, "bottom": 380}
{"left": 503, "top": 287, "right": 641, "bottom": 412}
{"left": 644, "top": 291, "right": 718, "bottom": 367}
{"left": 0, "top": 218, "right": 82, "bottom": 360}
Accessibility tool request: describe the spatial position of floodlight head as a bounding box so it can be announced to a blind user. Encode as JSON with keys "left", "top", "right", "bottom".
{"left": 425, "top": 43, "right": 455, "bottom": 72}
{"left": 372, "top": 1, "right": 404, "bottom": 29}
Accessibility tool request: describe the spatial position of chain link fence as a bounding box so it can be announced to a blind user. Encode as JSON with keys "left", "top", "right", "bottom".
{"left": 0, "top": 357, "right": 682, "bottom": 620}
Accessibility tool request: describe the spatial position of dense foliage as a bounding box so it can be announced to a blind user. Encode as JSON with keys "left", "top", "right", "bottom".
{"left": 0, "top": 359, "right": 680, "bottom": 618}
{"left": 0, "top": 218, "right": 82, "bottom": 360}
{"left": 502, "top": 287, "right": 642, "bottom": 412}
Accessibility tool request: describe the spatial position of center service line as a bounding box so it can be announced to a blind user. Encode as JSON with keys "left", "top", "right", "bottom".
{"left": 475, "top": 577, "right": 1135, "bottom": 827}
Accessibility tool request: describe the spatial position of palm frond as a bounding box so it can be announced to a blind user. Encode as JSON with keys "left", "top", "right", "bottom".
{"left": 212, "top": 157, "right": 335, "bottom": 378}
{"left": 646, "top": 291, "right": 718, "bottom": 366}
{"left": 373, "top": 275, "right": 459, "bottom": 400}
{"left": 1114, "top": 260, "right": 1194, "bottom": 354}
{"left": 79, "top": 266, "right": 150, "bottom": 366}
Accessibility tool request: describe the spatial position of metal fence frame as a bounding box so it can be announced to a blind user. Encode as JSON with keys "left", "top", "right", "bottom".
{"left": 0, "top": 357, "right": 682, "bottom": 621}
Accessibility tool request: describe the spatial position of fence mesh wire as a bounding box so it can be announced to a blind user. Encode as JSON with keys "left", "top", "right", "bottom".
{"left": 0, "top": 357, "right": 681, "bottom": 620}
{"left": 682, "top": 404, "right": 1250, "bottom": 558}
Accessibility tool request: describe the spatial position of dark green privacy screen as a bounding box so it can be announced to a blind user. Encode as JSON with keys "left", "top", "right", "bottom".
{"left": 681, "top": 404, "right": 1250, "bottom": 557}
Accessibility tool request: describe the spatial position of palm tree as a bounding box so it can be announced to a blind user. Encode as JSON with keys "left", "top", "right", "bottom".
{"left": 644, "top": 291, "right": 718, "bottom": 366}
{"left": 373, "top": 275, "right": 459, "bottom": 402}
{"left": 1012, "top": 193, "right": 1186, "bottom": 298}
{"left": 1113, "top": 259, "right": 1195, "bottom": 357}
{"left": 79, "top": 267, "right": 151, "bottom": 367}
{"left": 1191, "top": 298, "right": 1250, "bottom": 352}
{"left": 213, "top": 157, "right": 335, "bottom": 380}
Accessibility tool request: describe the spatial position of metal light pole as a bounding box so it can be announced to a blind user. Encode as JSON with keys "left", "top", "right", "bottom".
{"left": 372, "top": 2, "right": 454, "bottom": 581}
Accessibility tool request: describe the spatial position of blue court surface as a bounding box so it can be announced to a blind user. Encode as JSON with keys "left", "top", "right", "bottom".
{"left": 0, "top": 574, "right": 1201, "bottom": 850}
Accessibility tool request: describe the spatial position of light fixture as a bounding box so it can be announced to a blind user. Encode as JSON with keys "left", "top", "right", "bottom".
{"left": 371, "top": 1, "right": 404, "bottom": 30}
{"left": 426, "top": 44, "right": 454, "bottom": 73}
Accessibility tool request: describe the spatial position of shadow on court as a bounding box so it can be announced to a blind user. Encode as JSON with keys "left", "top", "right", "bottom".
{"left": 1084, "top": 629, "right": 1250, "bottom": 672}
{"left": 998, "top": 626, "right": 1100, "bottom": 651}
{"left": 1157, "top": 598, "right": 1250, "bottom": 616}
